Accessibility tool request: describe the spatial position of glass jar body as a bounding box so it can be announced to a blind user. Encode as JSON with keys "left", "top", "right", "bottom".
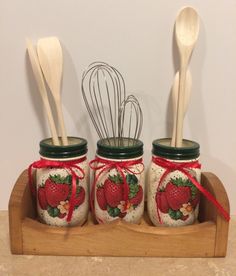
{"left": 147, "top": 138, "right": 201, "bottom": 227}
{"left": 36, "top": 137, "right": 89, "bottom": 226}
{"left": 92, "top": 138, "right": 145, "bottom": 224}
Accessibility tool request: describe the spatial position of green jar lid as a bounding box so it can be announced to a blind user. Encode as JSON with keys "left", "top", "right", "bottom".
{"left": 39, "top": 137, "right": 87, "bottom": 159}
{"left": 152, "top": 138, "right": 200, "bottom": 160}
{"left": 97, "top": 138, "right": 143, "bottom": 159}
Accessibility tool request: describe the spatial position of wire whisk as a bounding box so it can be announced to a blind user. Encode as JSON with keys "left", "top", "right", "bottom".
{"left": 118, "top": 95, "right": 143, "bottom": 146}
{"left": 81, "top": 61, "right": 142, "bottom": 146}
{"left": 82, "top": 62, "right": 126, "bottom": 146}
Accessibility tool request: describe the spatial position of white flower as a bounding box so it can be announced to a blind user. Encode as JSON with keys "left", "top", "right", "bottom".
{"left": 58, "top": 200, "right": 70, "bottom": 214}
{"left": 117, "top": 201, "right": 133, "bottom": 213}
{"left": 180, "top": 203, "right": 193, "bottom": 216}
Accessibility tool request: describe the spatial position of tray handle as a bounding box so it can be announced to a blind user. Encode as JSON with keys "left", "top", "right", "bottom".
{"left": 200, "top": 172, "right": 230, "bottom": 256}
{"left": 8, "top": 170, "right": 36, "bottom": 253}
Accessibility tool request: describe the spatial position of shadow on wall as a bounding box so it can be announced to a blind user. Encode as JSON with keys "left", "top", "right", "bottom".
{"left": 61, "top": 45, "right": 96, "bottom": 155}
{"left": 201, "top": 153, "right": 236, "bottom": 215}
{"left": 25, "top": 42, "right": 97, "bottom": 154}
{"left": 25, "top": 51, "right": 48, "bottom": 138}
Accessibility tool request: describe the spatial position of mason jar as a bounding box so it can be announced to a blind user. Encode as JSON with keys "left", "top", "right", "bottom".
{"left": 147, "top": 138, "right": 201, "bottom": 227}
{"left": 35, "top": 137, "right": 89, "bottom": 226}
{"left": 90, "top": 138, "right": 145, "bottom": 224}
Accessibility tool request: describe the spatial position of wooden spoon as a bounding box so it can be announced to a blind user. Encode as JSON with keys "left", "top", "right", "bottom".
{"left": 26, "top": 38, "right": 60, "bottom": 145}
{"left": 37, "top": 37, "right": 68, "bottom": 145}
{"left": 171, "top": 70, "right": 192, "bottom": 147}
{"left": 175, "top": 7, "right": 199, "bottom": 147}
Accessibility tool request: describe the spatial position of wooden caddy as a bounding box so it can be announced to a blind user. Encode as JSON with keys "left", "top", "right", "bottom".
{"left": 8, "top": 170, "right": 229, "bottom": 257}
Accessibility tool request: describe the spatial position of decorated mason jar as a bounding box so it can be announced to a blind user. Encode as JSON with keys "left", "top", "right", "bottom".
{"left": 147, "top": 138, "right": 201, "bottom": 227}
{"left": 29, "top": 137, "right": 89, "bottom": 226}
{"left": 90, "top": 138, "right": 145, "bottom": 224}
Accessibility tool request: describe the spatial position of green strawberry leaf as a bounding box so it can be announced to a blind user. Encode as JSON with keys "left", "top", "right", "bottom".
{"left": 47, "top": 206, "right": 60, "bottom": 218}
{"left": 128, "top": 184, "right": 139, "bottom": 199}
{"left": 107, "top": 206, "right": 121, "bottom": 217}
{"left": 168, "top": 209, "right": 183, "bottom": 220}
{"left": 171, "top": 177, "right": 187, "bottom": 187}
{"left": 109, "top": 174, "right": 123, "bottom": 184}
{"left": 190, "top": 185, "right": 198, "bottom": 198}
{"left": 126, "top": 174, "right": 138, "bottom": 185}
{"left": 49, "top": 174, "right": 72, "bottom": 184}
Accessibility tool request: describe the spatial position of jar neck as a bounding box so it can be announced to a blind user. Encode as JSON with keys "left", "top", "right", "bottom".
{"left": 39, "top": 137, "right": 87, "bottom": 159}
{"left": 96, "top": 138, "right": 143, "bottom": 160}
{"left": 152, "top": 138, "right": 200, "bottom": 160}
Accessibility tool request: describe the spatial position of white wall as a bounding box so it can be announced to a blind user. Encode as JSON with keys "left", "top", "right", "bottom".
{"left": 1, "top": 0, "right": 235, "bottom": 214}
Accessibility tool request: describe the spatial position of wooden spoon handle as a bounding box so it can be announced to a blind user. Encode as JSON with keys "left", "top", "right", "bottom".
{"left": 175, "top": 65, "right": 187, "bottom": 147}
{"left": 42, "top": 97, "right": 60, "bottom": 145}
{"left": 171, "top": 70, "right": 192, "bottom": 147}
{"left": 55, "top": 99, "right": 68, "bottom": 145}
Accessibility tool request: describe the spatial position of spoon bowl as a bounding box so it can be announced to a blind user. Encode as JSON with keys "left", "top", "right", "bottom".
{"left": 175, "top": 7, "right": 200, "bottom": 48}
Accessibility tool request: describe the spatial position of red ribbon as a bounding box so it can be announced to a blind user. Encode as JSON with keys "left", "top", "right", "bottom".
{"left": 152, "top": 156, "right": 230, "bottom": 222}
{"left": 89, "top": 157, "right": 144, "bottom": 219}
{"left": 28, "top": 156, "right": 86, "bottom": 222}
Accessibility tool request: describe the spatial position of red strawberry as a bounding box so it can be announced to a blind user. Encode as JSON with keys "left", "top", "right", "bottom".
{"left": 181, "top": 214, "right": 189, "bottom": 221}
{"left": 45, "top": 178, "right": 70, "bottom": 207}
{"left": 191, "top": 191, "right": 200, "bottom": 208}
{"left": 58, "top": 213, "right": 67, "bottom": 219}
{"left": 104, "top": 175, "right": 123, "bottom": 207}
{"left": 156, "top": 191, "right": 169, "bottom": 213}
{"left": 74, "top": 186, "right": 85, "bottom": 207}
{"left": 96, "top": 186, "right": 107, "bottom": 210}
{"left": 165, "top": 182, "right": 191, "bottom": 210}
{"left": 129, "top": 186, "right": 143, "bottom": 206}
{"left": 119, "top": 212, "right": 127, "bottom": 218}
{"left": 38, "top": 187, "right": 48, "bottom": 210}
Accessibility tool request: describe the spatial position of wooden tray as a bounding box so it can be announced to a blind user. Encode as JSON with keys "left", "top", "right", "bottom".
{"left": 8, "top": 170, "right": 230, "bottom": 257}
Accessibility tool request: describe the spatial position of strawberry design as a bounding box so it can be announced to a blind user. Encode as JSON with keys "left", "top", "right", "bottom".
{"left": 119, "top": 212, "right": 127, "bottom": 218}
{"left": 190, "top": 191, "right": 200, "bottom": 208}
{"left": 104, "top": 174, "right": 123, "bottom": 207}
{"left": 129, "top": 186, "right": 143, "bottom": 206}
{"left": 58, "top": 213, "right": 67, "bottom": 219}
{"left": 156, "top": 191, "right": 169, "bottom": 213}
{"left": 74, "top": 186, "right": 85, "bottom": 207}
{"left": 126, "top": 174, "right": 143, "bottom": 208}
{"left": 96, "top": 186, "right": 107, "bottom": 210}
{"left": 38, "top": 187, "right": 48, "bottom": 210}
{"left": 181, "top": 214, "right": 189, "bottom": 221}
{"left": 165, "top": 182, "right": 191, "bottom": 210}
{"left": 45, "top": 175, "right": 70, "bottom": 207}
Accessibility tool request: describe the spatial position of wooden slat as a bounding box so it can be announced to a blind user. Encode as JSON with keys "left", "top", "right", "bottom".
{"left": 200, "top": 172, "right": 230, "bottom": 257}
{"left": 8, "top": 170, "right": 229, "bottom": 257}
{"left": 22, "top": 218, "right": 216, "bottom": 257}
{"left": 8, "top": 170, "right": 36, "bottom": 254}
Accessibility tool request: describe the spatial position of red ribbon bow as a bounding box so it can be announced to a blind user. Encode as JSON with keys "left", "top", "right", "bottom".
{"left": 28, "top": 156, "right": 86, "bottom": 222}
{"left": 152, "top": 156, "right": 230, "bottom": 222}
{"left": 89, "top": 157, "right": 144, "bottom": 217}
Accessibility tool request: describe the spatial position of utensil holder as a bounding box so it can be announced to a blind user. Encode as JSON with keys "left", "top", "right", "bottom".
{"left": 8, "top": 170, "right": 229, "bottom": 257}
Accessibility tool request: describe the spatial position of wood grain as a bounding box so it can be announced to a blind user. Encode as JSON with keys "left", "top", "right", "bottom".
{"left": 8, "top": 170, "right": 36, "bottom": 254}
{"left": 200, "top": 172, "right": 230, "bottom": 257}
{"left": 8, "top": 170, "right": 229, "bottom": 257}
